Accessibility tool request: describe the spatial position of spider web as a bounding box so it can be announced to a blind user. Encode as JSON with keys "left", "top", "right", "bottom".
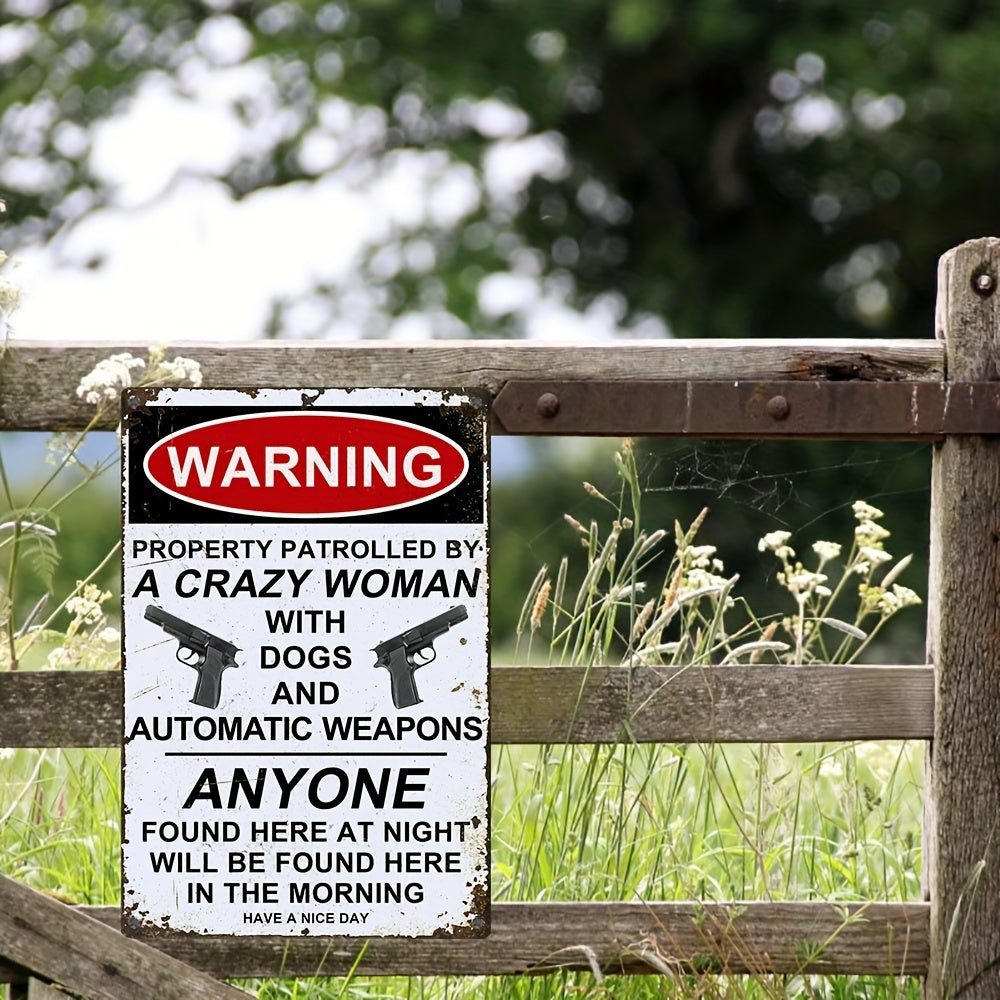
{"left": 639, "top": 439, "right": 931, "bottom": 530}
{"left": 492, "top": 437, "right": 931, "bottom": 660}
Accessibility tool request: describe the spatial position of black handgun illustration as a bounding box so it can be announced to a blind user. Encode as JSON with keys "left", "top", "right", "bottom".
{"left": 144, "top": 605, "right": 240, "bottom": 710}
{"left": 373, "top": 605, "right": 469, "bottom": 709}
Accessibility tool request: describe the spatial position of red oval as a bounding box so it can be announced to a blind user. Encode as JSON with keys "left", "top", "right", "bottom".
{"left": 143, "top": 412, "right": 470, "bottom": 518}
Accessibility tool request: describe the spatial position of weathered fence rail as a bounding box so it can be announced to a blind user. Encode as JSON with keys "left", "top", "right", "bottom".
{"left": 0, "top": 338, "right": 945, "bottom": 432}
{"left": 2, "top": 237, "right": 1000, "bottom": 998}
{"left": 0, "top": 665, "right": 934, "bottom": 748}
{"left": 8, "top": 900, "right": 930, "bottom": 979}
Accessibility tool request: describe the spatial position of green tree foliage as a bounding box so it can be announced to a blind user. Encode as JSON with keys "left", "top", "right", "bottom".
{"left": 0, "top": 2, "right": 955, "bottom": 652}
{"left": 0, "top": 1, "right": 996, "bottom": 337}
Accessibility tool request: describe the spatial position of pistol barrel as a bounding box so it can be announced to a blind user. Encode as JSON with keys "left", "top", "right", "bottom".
{"left": 418, "top": 604, "right": 469, "bottom": 636}
{"left": 144, "top": 605, "right": 239, "bottom": 655}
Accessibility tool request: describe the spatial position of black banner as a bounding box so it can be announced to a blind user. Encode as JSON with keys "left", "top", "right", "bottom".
{"left": 124, "top": 399, "right": 486, "bottom": 525}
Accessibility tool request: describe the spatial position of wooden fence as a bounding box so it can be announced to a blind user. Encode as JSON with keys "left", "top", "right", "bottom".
{"left": 1, "top": 236, "right": 999, "bottom": 998}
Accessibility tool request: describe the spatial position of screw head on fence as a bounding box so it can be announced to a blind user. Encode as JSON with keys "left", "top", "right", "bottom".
{"left": 972, "top": 271, "right": 996, "bottom": 297}
{"left": 765, "top": 395, "right": 790, "bottom": 421}
{"left": 536, "top": 392, "right": 560, "bottom": 418}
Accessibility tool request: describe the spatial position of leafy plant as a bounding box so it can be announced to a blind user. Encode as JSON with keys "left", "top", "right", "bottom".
{"left": 519, "top": 440, "right": 921, "bottom": 670}
{"left": 493, "top": 440, "right": 924, "bottom": 997}
{"left": 0, "top": 342, "right": 203, "bottom": 670}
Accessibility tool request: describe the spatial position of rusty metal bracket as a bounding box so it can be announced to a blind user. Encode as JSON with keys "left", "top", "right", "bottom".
{"left": 492, "top": 380, "right": 1000, "bottom": 439}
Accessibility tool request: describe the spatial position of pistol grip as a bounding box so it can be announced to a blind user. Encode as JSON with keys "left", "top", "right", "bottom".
{"left": 190, "top": 648, "right": 232, "bottom": 709}
{"left": 390, "top": 667, "right": 421, "bottom": 710}
{"left": 377, "top": 651, "right": 421, "bottom": 710}
{"left": 191, "top": 668, "right": 223, "bottom": 710}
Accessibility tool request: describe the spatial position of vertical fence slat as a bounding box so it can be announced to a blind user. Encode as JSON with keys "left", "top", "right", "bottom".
{"left": 926, "top": 236, "right": 1000, "bottom": 999}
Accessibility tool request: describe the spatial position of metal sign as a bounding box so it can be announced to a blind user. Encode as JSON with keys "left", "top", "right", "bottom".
{"left": 121, "top": 388, "right": 489, "bottom": 938}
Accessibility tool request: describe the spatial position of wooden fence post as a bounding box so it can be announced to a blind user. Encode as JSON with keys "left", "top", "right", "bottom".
{"left": 926, "top": 236, "right": 1000, "bottom": 999}
{"left": 0, "top": 874, "right": 249, "bottom": 1000}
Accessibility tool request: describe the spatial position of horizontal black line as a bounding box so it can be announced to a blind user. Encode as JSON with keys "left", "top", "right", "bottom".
{"left": 162, "top": 751, "right": 448, "bottom": 757}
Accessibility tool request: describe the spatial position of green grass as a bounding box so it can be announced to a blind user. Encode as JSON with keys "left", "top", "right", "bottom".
{"left": 0, "top": 747, "right": 120, "bottom": 905}
{"left": 491, "top": 740, "right": 922, "bottom": 907}
{"left": 0, "top": 739, "right": 923, "bottom": 998}
{"left": 0, "top": 439, "right": 927, "bottom": 997}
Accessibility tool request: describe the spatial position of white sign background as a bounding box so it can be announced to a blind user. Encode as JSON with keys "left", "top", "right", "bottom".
{"left": 122, "top": 388, "right": 489, "bottom": 937}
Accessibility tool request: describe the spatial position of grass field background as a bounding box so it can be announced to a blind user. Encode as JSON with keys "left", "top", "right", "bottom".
{"left": 0, "top": 440, "right": 928, "bottom": 998}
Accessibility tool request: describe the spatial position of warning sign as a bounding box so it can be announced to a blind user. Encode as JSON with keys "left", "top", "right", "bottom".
{"left": 121, "top": 388, "right": 489, "bottom": 938}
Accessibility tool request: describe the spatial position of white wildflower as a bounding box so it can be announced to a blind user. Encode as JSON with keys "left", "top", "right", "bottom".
{"left": 758, "top": 530, "right": 795, "bottom": 560}
{"left": 855, "top": 520, "right": 891, "bottom": 546}
{"left": 812, "top": 540, "right": 842, "bottom": 563}
{"left": 155, "top": 355, "right": 203, "bottom": 387}
{"left": 859, "top": 545, "right": 892, "bottom": 566}
{"left": 99, "top": 627, "right": 120, "bottom": 644}
{"left": 66, "top": 582, "right": 112, "bottom": 626}
{"left": 778, "top": 566, "right": 832, "bottom": 601}
{"left": 851, "top": 542, "right": 893, "bottom": 576}
{"left": 682, "top": 544, "right": 718, "bottom": 568}
{"left": 677, "top": 569, "right": 736, "bottom": 608}
{"left": 45, "top": 431, "right": 81, "bottom": 467}
{"left": 858, "top": 584, "right": 885, "bottom": 613}
{"left": 890, "top": 584, "right": 921, "bottom": 608}
{"left": 852, "top": 500, "right": 884, "bottom": 521}
{"left": 849, "top": 501, "right": 892, "bottom": 575}
{"left": 680, "top": 567, "right": 729, "bottom": 593}
{"left": 47, "top": 646, "right": 75, "bottom": 669}
{"left": 873, "top": 583, "right": 922, "bottom": 616}
{"left": 76, "top": 353, "right": 146, "bottom": 405}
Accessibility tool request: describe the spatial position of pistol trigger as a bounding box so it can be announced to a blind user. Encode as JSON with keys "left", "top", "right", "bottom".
{"left": 412, "top": 645, "right": 436, "bottom": 667}
{"left": 177, "top": 645, "right": 205, "bottom": 667}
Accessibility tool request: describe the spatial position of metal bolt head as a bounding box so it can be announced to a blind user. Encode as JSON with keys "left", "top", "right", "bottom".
{"left": 766, "top": 395, "right": 790, "bottom": 421}
{"left": 536, "top": 392, "right": 560, "bottom": 418}
{"left": 973, "top": 272, "right": 996, "bottom": 297}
